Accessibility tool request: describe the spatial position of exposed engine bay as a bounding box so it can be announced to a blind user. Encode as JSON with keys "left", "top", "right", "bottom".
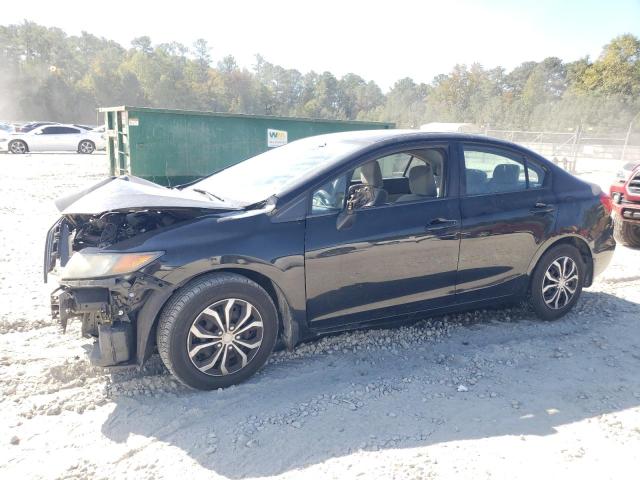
{"left": 45, "top": 208, "right": 209, "bottom": 279}
{"left": 70, "top": 209, "right": 204, "bottom": 249}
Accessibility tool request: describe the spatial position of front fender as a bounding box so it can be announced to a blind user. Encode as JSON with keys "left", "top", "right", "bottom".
{"left": 132, "top": 213, "right": 307, "bottom": 365}
{"left": 135, "top": 262, "right": 306, "bottom": 365}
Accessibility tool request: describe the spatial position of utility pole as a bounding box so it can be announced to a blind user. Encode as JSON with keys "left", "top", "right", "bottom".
{"left": 622, "top": 111, "right": 640, "bottom": 162}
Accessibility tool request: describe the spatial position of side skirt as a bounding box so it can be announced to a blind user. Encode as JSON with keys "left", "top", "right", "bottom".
{"left": 304, "top": 294, "right": 522, "bottom": 338}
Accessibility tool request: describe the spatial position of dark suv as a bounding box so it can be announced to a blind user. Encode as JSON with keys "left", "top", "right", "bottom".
{"left": 45, "top": 131, "right": 615, "bottom": 390}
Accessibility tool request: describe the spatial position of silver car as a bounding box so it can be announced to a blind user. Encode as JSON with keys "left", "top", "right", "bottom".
{"left": 0, "top": 124, "right": 105, "bottom": 154}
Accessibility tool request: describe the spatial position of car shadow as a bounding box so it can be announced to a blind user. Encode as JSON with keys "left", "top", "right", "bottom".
{"left": 101, "top": 290, "right": 640, "bottom": 478}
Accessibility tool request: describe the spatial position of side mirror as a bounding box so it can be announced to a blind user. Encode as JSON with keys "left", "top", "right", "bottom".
{"left": 346, "top": 184, "right": 381, "bottom": 211}
{"left": 336, "top": 184, "right": 378, "bottom": 230}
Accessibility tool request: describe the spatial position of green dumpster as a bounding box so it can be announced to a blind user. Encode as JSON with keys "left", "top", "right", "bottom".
{"left": 100, "top": 106, "right": 395, "bottom": 186}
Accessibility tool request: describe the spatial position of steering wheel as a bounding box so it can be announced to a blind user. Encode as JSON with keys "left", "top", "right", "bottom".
{"left": 312, "top": 189, "right": 334, "bottom": 208}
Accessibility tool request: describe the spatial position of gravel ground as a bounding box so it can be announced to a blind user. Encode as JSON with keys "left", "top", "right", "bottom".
{"left": 1, "top": 153, "right": 639, "bottom": 480}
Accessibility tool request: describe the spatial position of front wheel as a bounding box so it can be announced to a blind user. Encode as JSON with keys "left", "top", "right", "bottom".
{"left": 9, "top": 140, "right": 28, "bottom": 154}
{"left": 613, "top": 213, "right": 640, "bottom": 248}
{"left": 78, "top": 140, "right": 95, "bottom": 154}
{"left": 156, "top": 273, "right": 278, "bottom": 390}
{"left": 529, "top": 244, "right": 585, "bottom": 321}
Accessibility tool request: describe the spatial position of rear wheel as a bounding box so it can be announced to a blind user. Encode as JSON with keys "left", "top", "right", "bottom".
{"left": 9, "top": 140, "right": 28, "bottom": 154}
{"left": 156, "top": 273, "right": 278, "bottom": 390}
{"left": 78, "top": 140, "right": 95, "bottom": 154}
{"left": 613, "top": 213, "right": 640, "bottom": 248}
{"left": 530, "top": 244, "right": 585, "bottom": 320}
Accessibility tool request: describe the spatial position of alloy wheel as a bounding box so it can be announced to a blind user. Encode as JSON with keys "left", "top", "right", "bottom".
{"left": 541, "top": 256, "right": 579, "bottom": 310}
{"left": 79, "top": 141, "right": 94, "bottom": 153}
{"left": 187, "top": 298, "right": 264, "bottom": 376}
{"left": 10, "top": 141, "right": 26, "bottom": 154}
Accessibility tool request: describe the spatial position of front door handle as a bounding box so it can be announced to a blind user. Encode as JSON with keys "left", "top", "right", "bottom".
{"left": 530, "top": 202, "right": 555, "bottom": 214}
{"left": 425, "top": 218, "right": 458, "bottom": 231}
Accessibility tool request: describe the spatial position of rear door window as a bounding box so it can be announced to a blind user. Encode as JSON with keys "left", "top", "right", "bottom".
{"left": 463, "top": 146, "right": 546, "bottom": 194}
{"left": 56, "top": 127, "right": 81, "bottom": 134}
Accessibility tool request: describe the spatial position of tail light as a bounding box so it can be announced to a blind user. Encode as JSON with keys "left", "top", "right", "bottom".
{"left": 599, "top": 192, "right": 612, "bottom": 214}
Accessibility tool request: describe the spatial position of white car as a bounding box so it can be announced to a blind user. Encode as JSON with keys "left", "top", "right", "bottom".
{"left": 0, "top": 124, "right": 106, "bottom": 154}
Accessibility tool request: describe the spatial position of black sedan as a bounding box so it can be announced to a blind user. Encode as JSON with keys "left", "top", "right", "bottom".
{"left": 45, "top": 130, "right": 615, "bottom": 390}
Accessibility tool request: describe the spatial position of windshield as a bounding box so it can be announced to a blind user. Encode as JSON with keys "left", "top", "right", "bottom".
{"left": 187, "top": 135, "right": 365, "bottom": 206}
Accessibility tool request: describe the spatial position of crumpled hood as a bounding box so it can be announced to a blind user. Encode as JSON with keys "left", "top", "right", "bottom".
{"left": 55, "top": 176, "right": 228, "bottom": 214}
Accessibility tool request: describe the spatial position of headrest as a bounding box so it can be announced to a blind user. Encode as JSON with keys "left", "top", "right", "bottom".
{"left": 466, "top": 169, "right": 487, "bottom": 183}
{"left": 465, "top": 169, "right": 488, "bottom": 194}
{"left": 422, "top": 149, "right": 444, "bottom": 165}
{"left": 360, "top": 161, "right": 383, "bottom": 188}
{"left": 409, "top": 164, "right": 436, "bottom": 196}
{"left": 492, "top": 164, "right": 520, "bottom": 184}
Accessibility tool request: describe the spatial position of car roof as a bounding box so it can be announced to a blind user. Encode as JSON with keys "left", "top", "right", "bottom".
{"left": 302, "top": 129, "right": 529, "bottom": 154}
{"left": 29, "top": 122, "right": 61, "bottom": 128}
{"left": 25, "top": 121, "right": 57, "bottom": 126}
{"left": 308, "top": 128, "right": 497, "bottom": 143}
{"left": 36, "top": 123, "right": 80, "bottom": 129}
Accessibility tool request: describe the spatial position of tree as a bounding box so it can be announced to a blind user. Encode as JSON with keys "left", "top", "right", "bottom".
{"left": 578, "top": 34, "right": 640, "bottom": 97}
{"left": 217, "top": 55, "right": 238, "bottom": 74}
{"left": 0, "top": 21, "right": 638, "bottom": 133}
{"left": 382, "top": 77, "right": 427, "bottom": 127}
{"left": 131, "top": 36, "right": 152, "bottom": 54}
{"left": 192, "top": 38, "right": 211, "bottom": 68}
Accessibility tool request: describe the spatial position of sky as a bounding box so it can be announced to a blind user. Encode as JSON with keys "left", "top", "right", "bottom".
{"left": 4, "top": 0, "right": 640, "bottom": 90}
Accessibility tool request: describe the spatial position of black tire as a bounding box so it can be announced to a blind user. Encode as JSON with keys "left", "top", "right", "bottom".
{"left": 613, "top": 213, "right": 640, "bottom": 248}
{"left": 529, "top": 244, "right": 585, "bottom": 321}
{"left": 9, "top": 140, "right": 28, "bottom": 154}
{"left": 78, "top": 139, "right": 95, "bottom": 154}
{"left": 156, "top": 273, "right": 278, "bottom": 390}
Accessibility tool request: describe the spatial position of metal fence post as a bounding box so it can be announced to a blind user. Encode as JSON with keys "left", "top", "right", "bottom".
{"left": 570, "top": 124, "right": 581, "bottom": 173}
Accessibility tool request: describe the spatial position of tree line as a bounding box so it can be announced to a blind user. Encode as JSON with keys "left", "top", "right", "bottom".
{"left": 1, "top": 21, "right": 639, "bottom": 136}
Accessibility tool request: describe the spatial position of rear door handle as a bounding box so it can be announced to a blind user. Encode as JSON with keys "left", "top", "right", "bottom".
{"left": 425, "top": 218, "right": 458, "bottom": 231}
{"left": 530, "top": 202, "right": 555, "bottom": 214}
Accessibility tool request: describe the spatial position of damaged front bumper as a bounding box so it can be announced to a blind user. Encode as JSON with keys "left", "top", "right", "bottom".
{"left": 44, "top": 215, "right": 176, "bottom": 368}
{"left": 48, "top": 272, "right": 173, "bottom": 367}
{"left": 50, "top": 284, "right": 135, "bottom": 367}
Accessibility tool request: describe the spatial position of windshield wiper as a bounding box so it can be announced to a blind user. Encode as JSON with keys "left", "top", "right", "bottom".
{"left": 193, "top": 188, "right": 225, "bottom": 203}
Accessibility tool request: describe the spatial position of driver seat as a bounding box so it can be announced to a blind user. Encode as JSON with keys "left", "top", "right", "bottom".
{"left": 359, "top": 161, "right": 388, "bottom": 206}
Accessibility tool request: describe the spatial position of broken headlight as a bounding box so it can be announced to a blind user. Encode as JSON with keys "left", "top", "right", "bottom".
{"left": 61, "top": 249, "right": 163, "bottom": 280}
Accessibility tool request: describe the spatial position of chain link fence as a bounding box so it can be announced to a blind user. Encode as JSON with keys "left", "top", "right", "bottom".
{"left": 484, "top": 128, "right": 640, "bottom": 173}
